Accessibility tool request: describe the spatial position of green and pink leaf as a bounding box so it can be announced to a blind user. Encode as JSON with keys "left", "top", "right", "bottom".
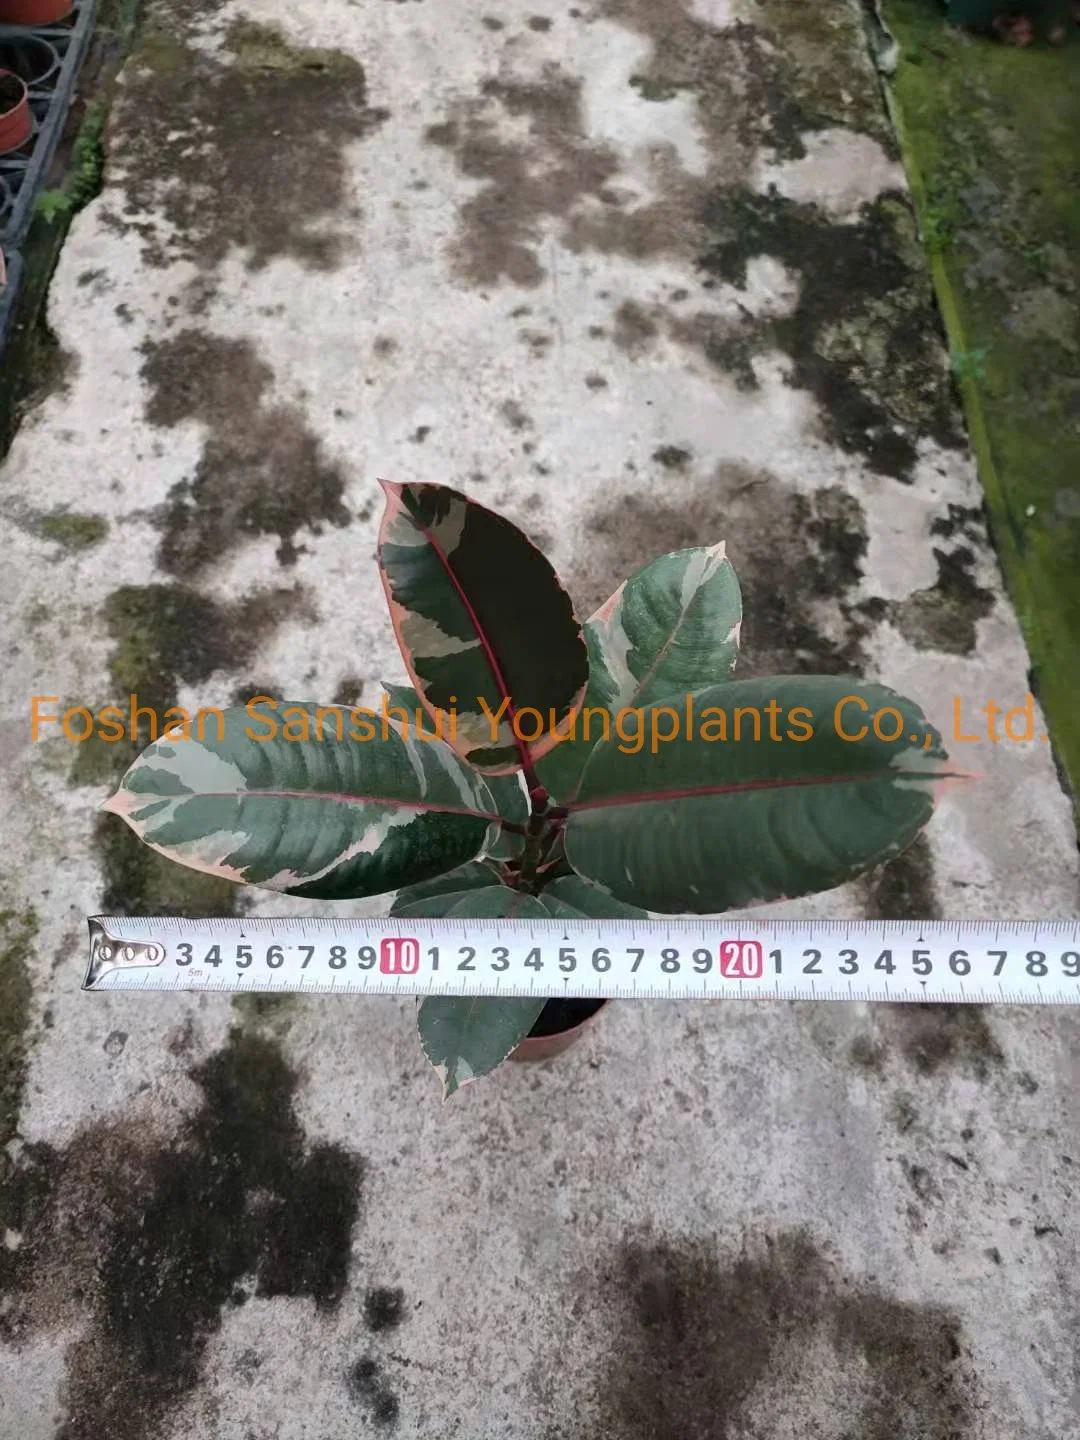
{"left": 377, "top": 482, "right": 589, "bottom": 774}
{"left": 104, "top": 703, "right": 498, "bottom": 900}
{"left": 415, "top": 887, "right": 549, "bottom": 1097}
{"left": 564, "top": 676, "right": 960, "bottom": 913}
{"left": 538, "top": 543, "right": 742, "bottom": 803}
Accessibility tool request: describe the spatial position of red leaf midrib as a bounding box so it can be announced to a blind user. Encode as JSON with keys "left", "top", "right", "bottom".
{"left": 406, "top": 500, "right": 536, "bottom": 775}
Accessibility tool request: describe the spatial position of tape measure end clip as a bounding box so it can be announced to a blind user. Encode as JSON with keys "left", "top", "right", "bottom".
{"left": 84, "top": 918, "right": 166, "bottom": 990}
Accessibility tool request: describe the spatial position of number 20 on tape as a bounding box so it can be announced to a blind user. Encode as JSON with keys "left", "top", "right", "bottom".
{"left": 719, "top": 940, "right": 764, "bottom": 979}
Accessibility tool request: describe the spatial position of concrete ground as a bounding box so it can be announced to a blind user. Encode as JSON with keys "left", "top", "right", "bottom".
{"left": 0, "top": 0, "right": 1078, "bottom": 1436}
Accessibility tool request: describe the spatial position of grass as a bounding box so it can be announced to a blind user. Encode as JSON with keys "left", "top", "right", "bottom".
{"left": 36, "top": 99, "right": 107, "bottom": 223}
{"left": 882, "top": 1, "right": 1080, "bottom": 802}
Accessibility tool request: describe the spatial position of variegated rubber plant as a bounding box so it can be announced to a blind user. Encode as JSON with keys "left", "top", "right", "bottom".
{"left": 106, "top": 482, "right": 956, "bottom": 1097}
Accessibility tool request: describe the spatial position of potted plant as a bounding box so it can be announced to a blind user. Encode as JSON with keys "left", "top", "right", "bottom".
{"left": 944, "top": 0, "right": 1077, "bottom": 43}
{"left": 0, "top": 1, "right": 73, "bottom": 24}
{"left": 105, "top": 483, "right": 955, "bottom": 1097}
{"left": 0, "top": 66, "right": 29, "bottom": 153}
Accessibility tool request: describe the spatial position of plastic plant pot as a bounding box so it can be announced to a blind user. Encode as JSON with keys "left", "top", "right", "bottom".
{"left": 946, "top": 0, "right": 1005, "bottom": 26}
{"left": 509, "top": 999, "right": 607, "bottom": 1062}
{"left": 0, "top": 0, "right": 74, "bottom": 23}
{"left": 0, "top": 36, "right": 61, "bottom": 89}
{"left": 0, "top": 70, "right": 30, "bottom": 154}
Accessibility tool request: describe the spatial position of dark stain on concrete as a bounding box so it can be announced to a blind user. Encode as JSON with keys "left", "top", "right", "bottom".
{"left": 425, "top": 66, "right": 620, "bottom": 287}
{"left": 500, "top": 398, "right": 533, "bottom": 430}
{"left": 579, "top": 467, "right": 873, "bottom": 675}
{"left": 931, "top": 502, "right": 986, "bottom": 542}
{"left": 848, "top": 1033, "right": 886, "bottom": 1071}
{"left": 95, "top": 580, "right": 311, "bottom": 916}
{"left": 699, "top": 189, "right": 964, "bottom": 480}
{"left": 891, "top": 1005, "right": 1004, "bottom": 1081}
{"left": 141, "top": 329, "right": 353, "bottom": 572}
{"left": 602, "top": 0, "right": 892, "bottom": 158}
{"left": 364, "top": 1286, "right": 406, "bottom": 1332}
{"left": 333, "top": 676, "right": 365, "bottom": 707}
{"left": 114, "top": 17, "right": 387, "bottom": 282}
{"left": 348, "top": 1356, "right": 401, "bottom": 1427}
{"left": 612, "top": 300, "right": 660, "bottom": 354}
{"left": 890, "top": 547, "right": 996, "bottom": 655}
{"left": 1, "top": 1030, "right": 362, "bottom": 1440}
{"left": 652, "top": 444, "right": 691, "bottom": 469}
{"left": 860, "top": 838, "right": 1002, "bottom": 1077}
{"left": 30, "top": 509, "right": 109, "bottom": 550}
{"left": 0, "top": 906, "right": 36, "bottom": 1151}
{"left": 864, "top": 835, "right": 939, "bottom": 923}
{"left": 550, "top": 0, "right": 896, "bottom": 272}
{"left": 519, "top": 328, "right": 554, "bottom": 355}
{"left": 232, "top": 679, "right": 282, "bottom": 706}
{"left": 105, "top": 580, "right": 311, "bottom": 722}
{"left": 95, "top": 810, "right": 245, "bottom": 919}
{"left": 581, "top": 1230, "right": 975, "bottom": 1439}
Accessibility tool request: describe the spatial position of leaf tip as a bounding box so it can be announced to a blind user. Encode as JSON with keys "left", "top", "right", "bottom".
{"left": 377, "top": 479, "right": 408, "bottom": 512}
{"left": 99, "top": 788, "right": 125, "bottom": 817}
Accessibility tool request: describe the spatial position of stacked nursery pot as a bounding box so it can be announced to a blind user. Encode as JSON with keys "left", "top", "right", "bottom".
{"left": 0, "top": 64, "right": 29, "bottom": 153}
{"left": 0, "top": 2, "right": 72, "bottom": 21}
{"left": 0, "top": 0, "right": 71, "bottom": 154}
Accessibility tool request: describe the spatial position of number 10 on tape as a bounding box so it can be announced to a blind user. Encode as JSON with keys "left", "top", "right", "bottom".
{"left": 381, "top": 937, "right": 422, "bottom": 975}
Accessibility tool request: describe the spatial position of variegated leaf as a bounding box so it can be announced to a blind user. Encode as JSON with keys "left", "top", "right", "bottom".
{"left": 391, "top": 860, "right": 497, "bottom": 916}
{"left": 564, "top": 677, "right": 958, "bottom": 913}
{"left": 384, "top": 680, "right": 527, "bottom": 862}
{"left": 538, "top": 544, "right": 742, "bottom": 803}
{"left": 383, "top": 681, "right": 528, "bottom": 825}
{"left": 587, "top": 543, "right": 741, "bottom": 710}
{"left": 104, "top": 703, "right": 497, "bottom": 899}
{"left": 377, "top": 482, "right": 589, "bottom": 774}
{"left": 537, "top": 874, "right": 648, "bottom": 919}
{"left": 416, "top": 886, "right": 548, "bottom": 1098}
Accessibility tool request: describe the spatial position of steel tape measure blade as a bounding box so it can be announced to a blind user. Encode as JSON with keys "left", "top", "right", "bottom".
{"left": 82, "top": 916, "right": 1080, "bottom": 1005}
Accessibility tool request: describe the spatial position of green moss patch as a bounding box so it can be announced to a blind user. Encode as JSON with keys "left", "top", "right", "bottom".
{"left": 0, "top": 907, "right": 37, "bottom": 1149}
{"left": 883, "top": 3, "right": 1080, "bottom": 797}
{"left": 35, "top": 509, "right": 109, "bottom": 550}
{"left": 95, "top": 811, "right": 240, "bottom": 919}
{"left": 698, "top": 187, "right": 962, "bottom": 478}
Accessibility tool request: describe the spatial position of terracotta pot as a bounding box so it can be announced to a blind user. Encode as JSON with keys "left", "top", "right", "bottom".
{"left": 509, "top": 999, "right": 607, "bottom": 1063}
{"left": 0, "top": 69, "right": 30, "bottom": 153}
{"left": 0, "top": 0, "right": 74, "bottom": 23}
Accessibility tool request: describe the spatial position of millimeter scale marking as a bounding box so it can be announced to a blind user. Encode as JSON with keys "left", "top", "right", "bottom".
{"left": 84, "top": 916, "right": 1080, "bottom": 1005}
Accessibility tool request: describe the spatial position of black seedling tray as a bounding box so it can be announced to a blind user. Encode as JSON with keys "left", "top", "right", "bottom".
{"left": 0, "top": 0, "right": 98, "bottom": 252}
{"left": 0, "top": 245, "right": 23, "bottom": 341}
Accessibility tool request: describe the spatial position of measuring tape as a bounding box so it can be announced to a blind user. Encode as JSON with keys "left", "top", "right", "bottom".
{"left": 84, "top": 916, "right": 1080, "bottom": 1004}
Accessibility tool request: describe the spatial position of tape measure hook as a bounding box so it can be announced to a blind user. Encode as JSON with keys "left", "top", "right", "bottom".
{"left": 84, "top": 919, "right": 166, "bottom": 990}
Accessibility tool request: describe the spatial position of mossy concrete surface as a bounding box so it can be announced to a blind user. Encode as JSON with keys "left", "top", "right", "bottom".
{"left": 0, "top": 1, "right": 1079, "bottom": 1436}
{"left": 0, "top": 905, "right": 36, "bottom": 1151}
{"left": 883, "top": 1, "right": 1080, "bottom": 798}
